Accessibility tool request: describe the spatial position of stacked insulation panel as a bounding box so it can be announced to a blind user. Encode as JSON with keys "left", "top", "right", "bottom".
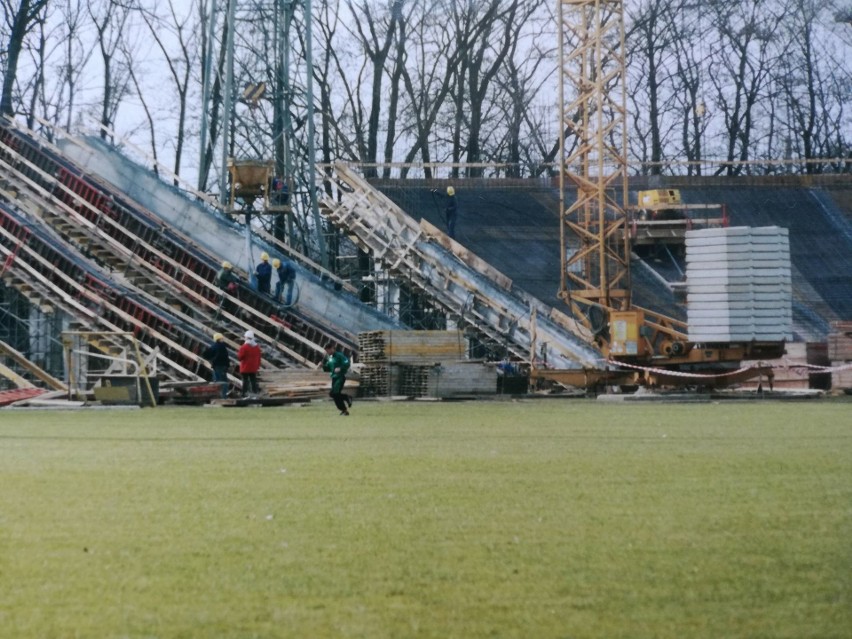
{"left": 685, "top": 227, "right": 792, "bottom": 343}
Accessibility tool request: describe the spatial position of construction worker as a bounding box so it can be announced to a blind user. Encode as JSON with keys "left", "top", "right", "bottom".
{"left": 202, "top": 332, "right": 230, "bottom": 399}
{"left": 273, "top": 257, "right": 296, "bottom": 305}
{"left": 271, "top": 176, "right": 288, "bottom": 206}
{"left": 255, "top": 252, "right": 272, "bottom": 295}
{"left": 322, "top": 343, "right": 352, "bottom": 416}
{"left": 237, "top": 330, "right": 262, "bottom": 398}
{"left": 444, "top": 186, "right": 458, "bottom": 238}
{"left": 216, "top": 261, "right": 239, "bottom": 293}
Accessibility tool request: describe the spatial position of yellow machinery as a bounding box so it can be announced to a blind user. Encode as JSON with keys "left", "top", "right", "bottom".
{"left": 629, "top": 189, "right": 728, "bottom": 247}
{"left": 638, "top": 189, "right": 681, "bottom": 207}
{"left": 547, "top": 0, "right": 783, "bottom": 388}
{"left": 226, "top": 158, "right": 292, "bottom": 214}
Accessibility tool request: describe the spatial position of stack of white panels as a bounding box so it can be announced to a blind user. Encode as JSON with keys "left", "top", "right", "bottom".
{"left": 685, "top": 227, "right": 792, "bottom": 342}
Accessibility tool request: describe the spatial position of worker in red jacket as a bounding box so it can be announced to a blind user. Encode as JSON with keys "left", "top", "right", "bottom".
{"left": 237, "top": 330, "right": 262, "bottom": 398}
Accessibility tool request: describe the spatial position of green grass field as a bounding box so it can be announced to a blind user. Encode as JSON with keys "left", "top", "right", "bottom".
{"left": 1, "top": 398, "right": 850, "bottom": 638}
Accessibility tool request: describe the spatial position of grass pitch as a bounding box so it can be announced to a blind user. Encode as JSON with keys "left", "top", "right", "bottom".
{"left": 0, "top": 398, "right": 850, "bottom": 638}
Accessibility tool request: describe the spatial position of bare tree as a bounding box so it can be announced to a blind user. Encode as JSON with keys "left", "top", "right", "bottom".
{"left": 707, "top": 0, "right": 787, "bottom": 175}
{"left": 1, "top": 0, "right": 50, "bottom": 116}
{"left": 21, "top": 8, "right": 49, "bottom": 130}
{"left": 668, "top": 2, "right": 709, "bottom": 175}
{"left": 379, "top": 1, "right": 414, "bottom": 176}
{"left": 397, "top": 6, "right": 460, "bottom": 177}
{"left": 492, "top": 19, "right": 554, "bottom": 177}
{"left": 139, "top": 0, "right": 199, "bottom": 179}
{"left": 345, "top": 0, "right": 402, "bottom": 176}
{"left": 88, "top": 0, "right": 137, "bottom": 140}
{"left": 777, "top": 0, "right": 849, "bottom": 172}
{"left": 626, "top": 0, "right": 682, "bottom": 175}
{"left": 314, "top": 0, "right": 343, "bottom": 166}
{"left": 196, "top": 0, "right": 229, "bottom": 192}
{"left": 460, "top": 0, "right": 531, "bottom": 177}
{"left": 51, "top": 0, "right": 94, "bottom": 131}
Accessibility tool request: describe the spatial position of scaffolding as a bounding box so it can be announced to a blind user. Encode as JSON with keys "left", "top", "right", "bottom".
{"left": 61, "top": 331, "right": 157, "bottom": 407}
{"left": 0, "top": 284, "right": 67, "bottom": 390}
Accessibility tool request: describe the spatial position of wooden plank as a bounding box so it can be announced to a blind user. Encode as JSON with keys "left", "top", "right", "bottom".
{"left": 0, "top": 339, "right": 66, "bottom": 390}
{"left": 827, "top": 334, "right": 852, "bottom": 361}
{"left": 0, "top": 362, "right": 36, "bottom": 389}
{"left": 358, "top": 330, "right": 464, "bottom": 365}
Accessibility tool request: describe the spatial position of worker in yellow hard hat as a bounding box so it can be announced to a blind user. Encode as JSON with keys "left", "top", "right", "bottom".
{"left": 255, "top": 251, "right": 272, "bottom": 295}
{"left": 444, "top": 185, "right": 458, "bottom": 238}
{"left": 202, "top": 331, "right": 231, "bottom": 399}
{"left": 216, "top": 260, "right": 239, "bottom": 292}
{"left": 273, "top": 256, "right": 297, "bottom": 305}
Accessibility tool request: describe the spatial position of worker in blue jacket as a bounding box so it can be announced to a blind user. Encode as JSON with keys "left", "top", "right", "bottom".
{"left": 255, "top": 252, "right": 272, "bottom": 295}
{"left": 202, "top": 332, "right": 230, "bottom": 398}
{"left": 273, "top": 257, "right": 296, "bottom": 305}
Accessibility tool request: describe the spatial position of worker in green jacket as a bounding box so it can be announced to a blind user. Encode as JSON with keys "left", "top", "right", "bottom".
{"left": 322, "top": 343, "right": 352, "bottom": 416}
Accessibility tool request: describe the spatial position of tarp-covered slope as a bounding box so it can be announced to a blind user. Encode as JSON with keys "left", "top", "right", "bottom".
{"left": 377, "top": 181, "right": 852, "bottom": 342}
{"left": 56, "top": 134, "right": 401, "bottom": 341}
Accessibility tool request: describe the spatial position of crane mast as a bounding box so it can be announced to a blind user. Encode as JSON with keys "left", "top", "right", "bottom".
{"left": 557, "top": 0, "right": 684, "bottom": 361}
{"left": 552, "top": 0, "right": 785, "bottom": 383}
{"left": 557, "top": 0, "right": 630, "bottom": 321}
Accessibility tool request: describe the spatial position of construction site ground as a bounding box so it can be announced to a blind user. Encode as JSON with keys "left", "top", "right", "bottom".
{"left": 1, "top": 118, "right": 850, "bottom": 404}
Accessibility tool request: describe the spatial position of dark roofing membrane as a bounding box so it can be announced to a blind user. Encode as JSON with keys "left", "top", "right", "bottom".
{"left": 375, "top": 181, "right": 852, "bottom": 342}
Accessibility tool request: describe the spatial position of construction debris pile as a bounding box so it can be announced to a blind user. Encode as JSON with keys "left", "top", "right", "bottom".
{"left": 259, "top": 368, "right": 355, "bottom": 400}
{"left": 358, "top": 330, "right": 497, "bottom": 398}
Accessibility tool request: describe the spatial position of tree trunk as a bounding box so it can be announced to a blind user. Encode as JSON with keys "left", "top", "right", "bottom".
{"left": 1, "top": 0, "right": 49, "bottom": 116}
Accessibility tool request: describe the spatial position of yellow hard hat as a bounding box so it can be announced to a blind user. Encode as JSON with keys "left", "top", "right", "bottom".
{"left": 260, "top": 251, "right": 269, "bottom": 261}
{"left": 213, "top": 332, "right": 224, "bottom": 342}
{"left": 272, "top": 258, "right": 281, "bottom": 268}
{"left": 447, "top": 186, "right": 455, "bottom": 196}
{"left": 221, "top": 260, "right": 232, "bottom": 269}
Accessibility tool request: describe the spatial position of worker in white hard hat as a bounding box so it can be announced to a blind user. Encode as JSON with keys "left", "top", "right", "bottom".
{"left": 255, "top": 251, "right": 272, "bottom": 295}
{"left": 237, "top": 329, "right": 262, "bottom": 398}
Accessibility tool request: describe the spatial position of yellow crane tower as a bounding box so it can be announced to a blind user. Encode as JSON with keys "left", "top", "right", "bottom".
{"left": 554, "top": 0, "right": 784, "bottom": 387}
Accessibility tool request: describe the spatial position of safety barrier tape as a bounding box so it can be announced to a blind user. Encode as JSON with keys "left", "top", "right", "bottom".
{"left": 604, "top": 360, "right": 763, "bottom": 379}
{"left": 778, "top": 361, "right": 852, "bottom": 372}
{"left": 605, "top": 359, "right": 852, "bottom": 379}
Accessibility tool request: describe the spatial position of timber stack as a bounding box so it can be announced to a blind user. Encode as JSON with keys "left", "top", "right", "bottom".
{"left": 358, "top": 330, "right": 496, "bottom": 398}
{"left": 828, "top": 321, "right": 852, "bottom": 390}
